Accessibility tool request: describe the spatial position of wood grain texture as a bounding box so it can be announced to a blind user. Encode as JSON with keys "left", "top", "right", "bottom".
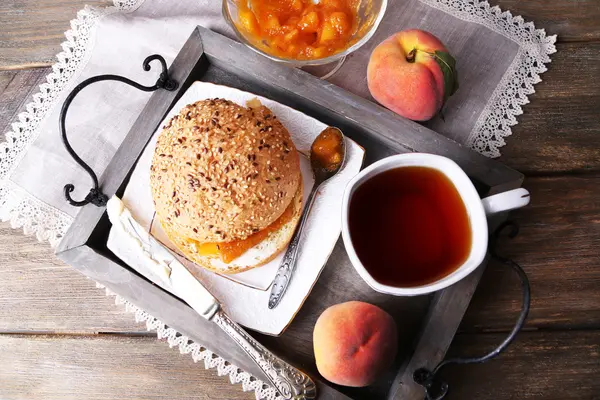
{"left": 0, "top": 68, "right": 48, "bottom": 134}
{"left": 0, "top": 331, "right": 597, "bottom": 400}
{"left": 0, "top": 0, "right": 111, "bottom": 70}
{"left": 461, "top": 175, "right": 600, "bottom": 332}
{"left": 0, "top": 70, "right": 16, "bottom": 92}
{"left": 0, "top": 334, "right": 253, "bottom": 400}
{"left": 0, "top": 222, "right": 144, "bottom": 333}
{"left": 499, "top": 43, "right": 600, "bottom": 174}
{"left": 493, "top": 0, "right": 600, "bottom": 42}
{"left": 0, "top": 0, "right": 598, "bottom": 70}
{"left": 445, "top": 330, "right": 600, "bottom": 400}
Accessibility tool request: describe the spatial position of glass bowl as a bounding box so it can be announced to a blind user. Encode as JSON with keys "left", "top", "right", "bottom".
{"left": 222, "top": 0, "right": 388, "bottom": 67}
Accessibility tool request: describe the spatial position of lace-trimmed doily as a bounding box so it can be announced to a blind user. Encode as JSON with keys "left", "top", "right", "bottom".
{"left": 0, "top": 1, "right": 556, "bottom": 399}
{"left": 419, "top": 0, "right": 557, "bottom": 157}
{"left": 96, "top": 283, "right": 279, "bottom": 400}
{"left": 0, "top": 0, "right": 145, "bottom": 246}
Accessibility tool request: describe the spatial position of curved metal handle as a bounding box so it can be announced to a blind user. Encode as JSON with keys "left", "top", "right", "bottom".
{"left": 60, "top": 54, "right": 178, "bottom": 207}
{"left": 413, "top": 221, "right": 531, "bottom": 400}
{"left": 268, "top": 185, "right": 319, "bottom": 309}
{"left": 212, "top": 310, "right": 317, "bottom": 399}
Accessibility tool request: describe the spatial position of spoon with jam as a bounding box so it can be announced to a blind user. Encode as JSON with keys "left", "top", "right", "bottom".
{"left": 268, "top": 127, "right": 346, "bottom": 309}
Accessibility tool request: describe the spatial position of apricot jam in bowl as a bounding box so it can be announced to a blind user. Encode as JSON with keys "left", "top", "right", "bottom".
{"left": 223, "top": 0, "right": 387, "bottom": 66}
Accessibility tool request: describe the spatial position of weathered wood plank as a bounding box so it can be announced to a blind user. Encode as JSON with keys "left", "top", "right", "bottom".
{"left": 0, "top": 0, "right": 111, "bottom": 70}
{"left": 0, "top": 70, "right": 16, "bottom": 93}
{"left": 0, "top": 0, "right": 597, "bottom": 70}
{"left": 0, "top": 334, "right": 254, "bottom": 400}
{"left": 0, "top": 331, "right": 596, "bottom": 400}
{"left": 445, "top": 330, "right": 600, "bottom": 400}
{"left": 493, "top": 0, "right": 600, "bottom": 42}
{"left": 0, "top": 222, "right": 144, "bottom": 333}
{"left": 461, "top": 175, "right": 600, "bottom": 332}
{"left": 0, "top": 67, "right": 48, "bottom": 135}
{"left": 499, "top": 42, "right": 600, "bottom": 174}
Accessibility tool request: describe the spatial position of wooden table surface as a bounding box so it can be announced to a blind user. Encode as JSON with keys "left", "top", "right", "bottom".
{"left": 1, "top": 1, "right": 599, "bottom": 399}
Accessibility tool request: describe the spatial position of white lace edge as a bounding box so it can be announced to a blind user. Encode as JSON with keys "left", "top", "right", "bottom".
{"left": 0, "top": 0, "right": 145, "bottom": 247}
{"left": 95, "top": 282, "right": 280, "bottom": 400}
{"left": 0, "top": 181, "right": 72, "bottom": 247}
{"left": 419, "top": 0, "right": 557, "bottom": 157}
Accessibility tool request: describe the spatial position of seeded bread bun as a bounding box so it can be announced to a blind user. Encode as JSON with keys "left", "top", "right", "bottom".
{"left": 161, "top": 180, "right": 303, "bottom": 274}
{"left": 150, "top": 98, "right": 301, "bottom": 244}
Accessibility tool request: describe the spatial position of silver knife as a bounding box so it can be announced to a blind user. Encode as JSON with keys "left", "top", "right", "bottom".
{"left": 106, "top": 196, "right": 317, "bottom": 400}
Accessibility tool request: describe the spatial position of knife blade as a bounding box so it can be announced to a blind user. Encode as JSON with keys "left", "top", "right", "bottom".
{"left": 106, "top": 196, "right": 316, "bottom": 400}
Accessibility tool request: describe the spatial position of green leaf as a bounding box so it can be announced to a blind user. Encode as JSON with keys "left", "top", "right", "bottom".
{"left": 432, "top": 50, "right": 459, "bottom": 102}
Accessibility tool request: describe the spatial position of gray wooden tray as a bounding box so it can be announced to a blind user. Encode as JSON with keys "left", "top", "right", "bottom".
{"left": 56, "top": 26, "right": 523, "bottom": 400}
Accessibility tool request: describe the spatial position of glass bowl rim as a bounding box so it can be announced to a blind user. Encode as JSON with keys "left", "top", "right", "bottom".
{"left": 221, "top": 0, "right": 388, "bottom": 67}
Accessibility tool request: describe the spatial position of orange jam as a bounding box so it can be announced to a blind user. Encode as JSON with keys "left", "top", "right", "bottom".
{"left": 236, "top": 0, "right": 360, "bottom": 60}
{"left": 311, "top": 127, "right": 344, "bottom": 171}
{"left": 193, "top": 198, "right": 296, "bottom": 263}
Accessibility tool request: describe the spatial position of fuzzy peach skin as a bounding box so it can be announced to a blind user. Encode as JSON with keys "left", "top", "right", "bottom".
{"left": 313, "top": 301, "right": 398, "bottom": 387}
{"left": 367, "top": 29, "right": 449, "bottom": 121}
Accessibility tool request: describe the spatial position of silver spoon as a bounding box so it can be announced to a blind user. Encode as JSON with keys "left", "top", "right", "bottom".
{"left": 268, "top": 127, "right": 346, "bottom": 309}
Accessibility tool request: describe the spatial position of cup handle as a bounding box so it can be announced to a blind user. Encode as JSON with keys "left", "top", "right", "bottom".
{"left": 481, "top": 188, "right": 530, "bottom": 216}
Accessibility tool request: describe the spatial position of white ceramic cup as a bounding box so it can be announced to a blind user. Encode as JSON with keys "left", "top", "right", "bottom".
{"left": 341, "top": 153, "right": 530, "bottom": 296}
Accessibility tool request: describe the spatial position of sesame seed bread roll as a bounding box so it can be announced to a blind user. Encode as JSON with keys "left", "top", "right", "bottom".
{"left": 161, "top": 181, "right": 303, "bottom": 274}
{"left": 150, "top": 98, "right": 301, "bottom": 245}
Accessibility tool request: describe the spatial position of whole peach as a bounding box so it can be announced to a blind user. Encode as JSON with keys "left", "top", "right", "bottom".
{"left": 367, "top": 29, "right": 456, "bottom": 121}
{"left": 313, "top": 301, "right": 398, "bottom": 387}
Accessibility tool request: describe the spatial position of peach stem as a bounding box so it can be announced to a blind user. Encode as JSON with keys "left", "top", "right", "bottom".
{"left": 406, "top": 48, "right": 417, "bottom": 63}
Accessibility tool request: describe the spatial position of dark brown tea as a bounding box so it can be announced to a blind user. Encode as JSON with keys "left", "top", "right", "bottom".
{"left": 348, "top": 166, "right": 472, "bottom": 287}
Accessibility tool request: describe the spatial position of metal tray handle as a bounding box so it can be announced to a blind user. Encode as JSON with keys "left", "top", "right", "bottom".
{"left": 413, "top": 221, "right": 531, "bottom": 400}
{"left": 60, "top": 54, "right": 178, "bottom": 207}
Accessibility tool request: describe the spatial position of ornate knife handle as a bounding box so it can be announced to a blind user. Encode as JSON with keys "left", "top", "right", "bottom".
{"left": 212, "top": 310, "right": 317, "bottom": 400}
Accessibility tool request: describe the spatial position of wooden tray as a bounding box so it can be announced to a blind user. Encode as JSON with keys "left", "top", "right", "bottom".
{"left": 56, "top": 26, "right": 523, "bottom": 400}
